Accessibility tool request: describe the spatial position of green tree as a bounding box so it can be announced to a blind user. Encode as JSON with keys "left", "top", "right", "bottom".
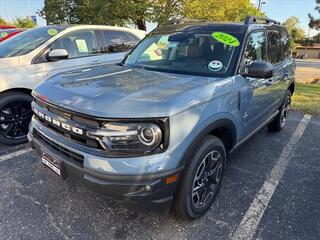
{"left": 309, "top": 0, "right": 320, "bottom": 30}
{"left": 282, "top": 17, "right": 305, "bottom": 50}
{"left": 0, "top": 17, "right": 8, "bottom": 25}
{"left": 182, "top": 0, "right": 263, "bottom": 22}
{"left": 13, "top": 17, "right": 36, "bottom": 28}
{"left": 38, "top": 0, "right": 78, "bottom": 24}
{"left": 313, "top": 32, "right": 320, "bottom": 43}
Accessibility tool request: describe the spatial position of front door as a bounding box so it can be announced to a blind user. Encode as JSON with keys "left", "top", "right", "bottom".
{"left": 239, "top": 31, "right": 276, "bottom": 134}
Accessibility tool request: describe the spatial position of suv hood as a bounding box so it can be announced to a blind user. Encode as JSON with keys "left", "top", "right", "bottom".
{"left": 35, "top": 64, "right": 231, "bottom": 118}
{"left": 0, "top": 57, "right": 19, "bottom": 70}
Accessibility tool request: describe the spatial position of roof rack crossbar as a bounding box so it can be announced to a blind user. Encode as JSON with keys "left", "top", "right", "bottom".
{"left": 165, "top": 18, "right": 209, "bottom": 25}
{"left": 244, "top": 16, "right": 281, "bottom": 25}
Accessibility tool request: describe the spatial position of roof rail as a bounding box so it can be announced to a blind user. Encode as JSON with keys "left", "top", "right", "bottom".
{"left": 244, "top": 16, "right": 281, "bottom": 25}
{"left": 164, "top": 18, "right": 209, "bottom": 25}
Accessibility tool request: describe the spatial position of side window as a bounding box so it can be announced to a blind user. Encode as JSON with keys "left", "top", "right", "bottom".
{"left": 244, "top": 31, "right": 267, "bottom": 65}
{"left": 101, "top": 30, "right": 135, "bottom": 53}
{"left": 268, "top": 31, "right": 282, "bottom": 64}
{"left": 280, "top": 30, "right": 290, "bottom": 58}
{"left": 51, "top": 30, "right": 99, "bottom": 59}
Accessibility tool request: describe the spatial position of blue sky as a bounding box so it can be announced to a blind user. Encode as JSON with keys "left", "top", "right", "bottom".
{"left": 0, "top": 0, "right": 319, "bottom": 36}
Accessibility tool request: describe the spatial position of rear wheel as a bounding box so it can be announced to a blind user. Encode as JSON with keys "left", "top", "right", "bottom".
{"left": 268, "top": 90, "right": 291, "bottom": 132}
{"left": 174, "top": 136, "right": 226, "bottom": 220}
{"left": 0, "top": 92, "right": 33, "bottom": 145}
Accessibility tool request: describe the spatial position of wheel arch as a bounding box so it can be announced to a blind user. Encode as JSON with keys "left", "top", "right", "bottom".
{"left": 288, "top": 82, "right": 295, "bottom": 95}
{"left": 180, "top": 118, "right": 237, "bottom": 167}
{"left": 0, "top": 88, "right": 32, "bottom": 97}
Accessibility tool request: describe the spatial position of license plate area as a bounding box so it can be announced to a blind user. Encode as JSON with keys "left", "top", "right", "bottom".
{"left": 42, "top": 153, "right": 65, "bottom": 179}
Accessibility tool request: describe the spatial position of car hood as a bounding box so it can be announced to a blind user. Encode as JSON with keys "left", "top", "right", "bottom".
{"left": 0, "top": 57, "right": 19, "bottom": 70}
{"left": 35, "top": 64, "right": 232, "bottom": 118}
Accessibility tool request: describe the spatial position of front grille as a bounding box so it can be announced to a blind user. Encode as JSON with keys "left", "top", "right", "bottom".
{"left": 34, "top": 129, "right": 84, "bottom": 166}
{"left": 33, "top": 98, "right": 102, "bottom": 149}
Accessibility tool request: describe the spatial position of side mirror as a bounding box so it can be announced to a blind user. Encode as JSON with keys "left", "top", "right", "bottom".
{"left": 46, "top": 49, "right": 68, "bottom": 62}
{"left": 242, "top": 61, "right": 274, "bottom": 79}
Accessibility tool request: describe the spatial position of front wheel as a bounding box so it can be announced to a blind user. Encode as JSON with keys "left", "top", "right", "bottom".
{"left": 0, "top": 92, "right": 33, "bottom": 145}
{"left": 268, "top": 90, "right": 291, "bottom": 132}
{"left": 174, "top": 136, "right": 226, "bottom": 220}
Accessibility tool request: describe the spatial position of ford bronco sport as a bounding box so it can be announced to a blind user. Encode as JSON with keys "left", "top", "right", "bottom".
{"left": 28, "top": 16, "right": 295, "bottom": 219}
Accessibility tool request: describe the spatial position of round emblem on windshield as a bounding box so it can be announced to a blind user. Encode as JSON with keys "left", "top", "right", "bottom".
{"left": 208, "top": 60, "right": 223, "bottom": 72}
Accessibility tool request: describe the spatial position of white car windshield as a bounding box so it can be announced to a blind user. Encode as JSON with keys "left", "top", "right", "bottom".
{"left": 0, "top": 26, "right": 66, "bottom": 58}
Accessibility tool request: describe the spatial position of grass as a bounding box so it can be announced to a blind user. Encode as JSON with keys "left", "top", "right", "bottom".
{"left": 291, "top": 83, "right": 320, "bottom": 116}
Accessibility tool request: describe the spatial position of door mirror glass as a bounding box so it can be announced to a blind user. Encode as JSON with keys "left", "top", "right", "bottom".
{"left": 46, "top": 49, "right": 68, "bottom": 61}
{"left": 242, "top": 61, "right": 274, "bottom": 79}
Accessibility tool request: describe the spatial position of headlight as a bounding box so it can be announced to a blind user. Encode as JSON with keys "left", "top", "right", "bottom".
{"left": 87, "top": 121, "right": 167, "bottom": 155}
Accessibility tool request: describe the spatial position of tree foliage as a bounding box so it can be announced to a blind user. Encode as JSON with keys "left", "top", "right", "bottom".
{"left": 309, "top": 0, "right": 320, "bottom": 30}
{"left": 283, "top": 17, "right": 305, "bottom": 50}
{"left": 0, "top": 17, "right": 8, "bottom": 25}
{"left": 38, "top": 0, "right": 263, "bottom": 30}
{"left": 182, "top": 0, "right": 263, "bottom": 22}
{"left": 13, "top": 17, "right": 36, "bottom": 28}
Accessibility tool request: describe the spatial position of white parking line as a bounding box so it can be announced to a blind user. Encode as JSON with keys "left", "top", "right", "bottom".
{"left": 232, "top": 114, "right": 312, "bottom": 240}
{"left": 0, "top": 148, "right": 33, "bottom": 163}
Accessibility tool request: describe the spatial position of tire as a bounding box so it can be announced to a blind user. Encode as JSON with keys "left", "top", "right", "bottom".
{"left": 0, "top": 92, "right": 33, "bottom": 145}
{"left": 174, "top": 135, "right": 226, "bottom": 220}
{"left": 268, "top": 90, "right": 292, "bottom": 132}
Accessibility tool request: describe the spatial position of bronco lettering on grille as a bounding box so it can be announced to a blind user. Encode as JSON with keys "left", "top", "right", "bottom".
{"left": 33, "top": 108, "right": 84, "bottom": 135}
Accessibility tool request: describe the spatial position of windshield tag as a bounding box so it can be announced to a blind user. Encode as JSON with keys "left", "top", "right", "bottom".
{"left": 0, "top": 32, "right": 8, "bottom": 38}
{"left": 208, "top": 60, "right": 223, "bottom": 72}
{"left": 47, "top": 29, "right": 58, "bottom": 36}
{"left": 212, "top": 32, "right": 240, "bottom": 47}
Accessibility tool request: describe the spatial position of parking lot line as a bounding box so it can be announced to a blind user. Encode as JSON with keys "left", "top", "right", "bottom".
{"left": 0, "top": 147, "right": 33, "bottom": 163}
{"left": 232, "top": 114, "right": 312, "bottom": 240}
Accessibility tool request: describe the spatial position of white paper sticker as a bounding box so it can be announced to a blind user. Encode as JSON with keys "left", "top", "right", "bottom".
{"left": 208, "top": 60, "right": 223, "bottom": 72}
{"left": 75, "top": 39, "right": 89, "bottom": 53}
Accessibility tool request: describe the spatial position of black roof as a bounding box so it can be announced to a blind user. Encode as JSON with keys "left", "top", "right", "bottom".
{"left": 153, "top": 21, "right": 247, "bottom": 34}
{"left": 152, "top": 16, "right": 284, "bottom": 35}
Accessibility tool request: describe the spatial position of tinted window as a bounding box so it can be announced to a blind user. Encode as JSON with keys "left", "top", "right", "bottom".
{"left": 125, "top": 32, "right": 240, "bottom": 76}
{"left": 244, "top": 31, "right": 267, "bottom": 65}
{"left": 0, "top": 26, "right": 65, "bottom": 58}
{"left": 102, "top": 30, "right": 135, "bottom": 53}
{"left": 51, "top": 30, "right": 99, "bottom": 59}
{"left": 268, "top": 31, "right": 282, "bottom": 64}
{"left": 280, "top": 30, "right": 290, "bottom": 58}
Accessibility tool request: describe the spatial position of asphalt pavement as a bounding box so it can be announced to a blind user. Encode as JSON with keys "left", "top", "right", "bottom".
{"left": 295, "top": 59, "right": 320, "bottom": 69}
{"left": 0, "top": 111, "right": 319, "bottom": 240}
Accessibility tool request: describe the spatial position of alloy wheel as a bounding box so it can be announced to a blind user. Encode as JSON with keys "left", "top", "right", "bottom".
{"left": 0, "top": 102, "right": 33, "bottom": 140}
{"left": 280, "top": 94, "right": 291, "bottom": 128}
{"left": 192, "top": 150, "right": 223, "bottom": 209}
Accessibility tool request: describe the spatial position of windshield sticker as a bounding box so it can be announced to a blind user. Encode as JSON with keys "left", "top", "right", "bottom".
{"left": 0, "top": 32, "right": 8, "bottom": 38}
{"left": 212, "top": 32, "right": 240, "bottom": 47}
{"left": 47, "top": 28, "right": 58, "bottom": 36}
{"left": 208, "top": 60, "right": 223, "bottom": 72}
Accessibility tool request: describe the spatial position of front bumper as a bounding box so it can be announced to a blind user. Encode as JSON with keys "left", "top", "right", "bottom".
{"left": 28, "top": 123, "right": 182, "bottom": 211}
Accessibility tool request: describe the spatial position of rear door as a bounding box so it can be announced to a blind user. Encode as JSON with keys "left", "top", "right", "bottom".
{"left": 98, "top": 30, "right": 139, "bottom": 63}
{"left": 267, "top": 29, "right": 293, "bottom": 107}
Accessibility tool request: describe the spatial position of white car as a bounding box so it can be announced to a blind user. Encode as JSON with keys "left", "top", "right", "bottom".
{"left": 0, "top": 25, "right": 146, "bottom": 145}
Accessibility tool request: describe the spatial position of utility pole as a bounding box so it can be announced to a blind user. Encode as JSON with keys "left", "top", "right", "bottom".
{"left": 258, "top": 0, "right": 266, "bottom": 11}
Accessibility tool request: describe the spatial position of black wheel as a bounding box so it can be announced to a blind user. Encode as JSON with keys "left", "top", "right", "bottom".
{"left": 0, "top": 92, "right": 33, "bottom": 145}
{"left": 174, "top": 136, "right": 226, "bottom": 220}
{"left": 268, "top": 90, "right": 291, "bottom": 132}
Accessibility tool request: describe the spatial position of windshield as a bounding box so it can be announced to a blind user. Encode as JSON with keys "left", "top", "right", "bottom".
{"left": 0, "top": 26, "right": 66, "bottom": 58}
{"left": 125, "top": 31, "right": 242, "bottom": 76}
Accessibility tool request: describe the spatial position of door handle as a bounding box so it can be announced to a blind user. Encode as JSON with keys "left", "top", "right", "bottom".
{"left": 283, "top": 72, "right": 289, "bottom": 80}
{"left": 265, "top": 79, "right": 273, "bottom": 86}
{"left": 90, "top": 60, "right": 104, "bottom": 65}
